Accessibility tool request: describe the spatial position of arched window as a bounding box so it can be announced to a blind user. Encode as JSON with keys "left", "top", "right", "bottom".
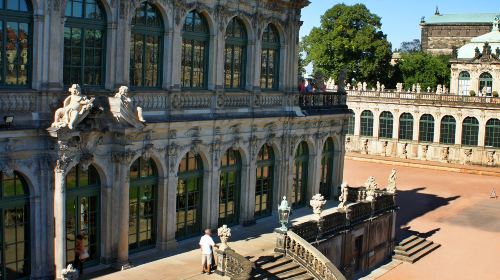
{"left": 130, "top": 2, "right": 163, "bottom": 88}
{"left": 66, "top": 164, "right": 100, "bottom": 266}
{"left": 419, "top": 114, "right": 435, "bottom": 142}
{"left": 440, "top": 115, "right": 456, "bottom": 144}
{"left": 255, "top": 144, "right": 274, "bottom": 219}
{"left": 379, "top": 111, "right": 394, "bottom": 139}
{"left": 462, "top": 117, "right": 479, "bottom": 146}
{"left": 485, "top": 118, "right": 500, "bottom": 148}
{"left": 64, "top": 0, "right": 106, "bottom": 87}
{"left": 479, "top": 72, "right": 493, "bottom": 96}
{"left": 182, "top": 10, "right": 209, "bottom": 89}
{"left": 292, "top": 142, "right": 308, "bottom": 207}
{"left": 360, "top": 110, "right": 374, "bottom": 137}
{"left": 0, "top": 0, "right": 31, "bottom": 87}
{"left": 219, "top": 149, "right": 241, "bottom": 226}
{"left": 458, "top": 71, "right": 470, "bottom": 96}
{"left": 176, "top": 152, "right": 203, "bottom": 240}
{"left": 261, "top": 24, "right": 280, "bottom": 90}
{"left": 129, "top": 158, "right": 158, "bottom": 251}
{"left": 346, "top": 114, "right": 355, "bottom": 135}
{"left": 399, "top": 113, "right": 414, "bottom": 140}
{"left": 0, "top": 171, "right": 30, "bottom": 278}
{"left": 320, "top": 138, "right": 334, "bottom": 199}
{"left": 224, "top": 17, "right": 247, "bottom": 90}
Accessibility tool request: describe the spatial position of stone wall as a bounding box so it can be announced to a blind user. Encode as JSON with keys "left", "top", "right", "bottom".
{"left": 421, "top": 23, "right": 492, "bottom": 55}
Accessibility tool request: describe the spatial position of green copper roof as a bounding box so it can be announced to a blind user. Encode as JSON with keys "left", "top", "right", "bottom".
{"left": 424, "top": 13, "right": 499, "bottom": 24}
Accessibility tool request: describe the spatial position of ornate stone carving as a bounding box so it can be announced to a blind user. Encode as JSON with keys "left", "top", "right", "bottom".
{"left": 217, "top": 225, "right": 232, "bottom": 251}
{"left": 79, "top": 153, "right": 94, "bottom": 171}
{"left": 61, "top": 264, "right": 78, "bottom": 280}
{"left": 112, "top": 150, "right": 138, "bottom": 165}
{"left": 0, "top": 157, "right": 15, "bottom": 177}
{"left": 364, "top": 177, "right": 379, "bottom": 202}
{"left": 310, "top": 194, "right": 326, "bottom": 221}
{"left": 109, "top": 86, "right": 145, "bottom": 129}
{"left": 487, "top": 151, "right": 496, "bottom": 166}
{"left": 142, "top": 144, "right": 155, "bottom": 161}
{"left": 387, "top": 169, "right": 397, "bottom": 194}
{"left": 51, "top": 84, "right": 95, "bottom": 130}
{"left": 339, "top": 183, "right": 349, "bottom": 208}
{"left": 55, "top": 154, "right": 73, "bottom": 174}
{"left": 441, "top": 147, "right": 450, "bottom": 163}
{"left": 167, "top": 143, "right": 179, "bottom": 175}
{"left": 464, "top": 149, "right": 473, "bottom": 165}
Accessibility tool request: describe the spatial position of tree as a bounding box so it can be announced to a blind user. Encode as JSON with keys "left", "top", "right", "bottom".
{"left": 399, "top": 39, "right": 421, "bottom": 53}
{"left": 298, "top": 51, "right": 306, "bottom": 77}
{"left": 397, "top": 52, "right": 450, "bottom": 90}
{"left": 302, "top": 4, "right": 393, "bottom": 85}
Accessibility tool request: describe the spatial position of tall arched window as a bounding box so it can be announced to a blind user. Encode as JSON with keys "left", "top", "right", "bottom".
{"left": 0, "top": 0, "right": 31, "bottom": 87}
{"left": 219, "top": 148, "right": 241, "bottom": 226}
{"left": 182, "top": 10, "right": 209, "bottom": 89}
{"left": 255, "top": 144, "right": 274, "bottom": 219}
{"left": 176, "top": 152, "right": 203, "bottom": 240}
{"left": 292, "top": 142, "right": 308, "bottom": 207}
{"left": 129, "top": 158, "right": 158, "bottom": 252}
{"left": 479, "top": 72, "right": 493, "bottom": 96}
{"left": 346, "top": 114, "right": 355, "bottom": 135}
{"left": 458, "top": 71, "right": 470, "bottom": 96}
{"left": 379, "top": 111, "right": 394, "bottom": 139}
{"left": 419, "top": 114, "right": 435, "bottom": 142}
{"left": 360, "top": 110, "right": 374, "bottom": 137}
{"left": 462, "top": 117, "right": 479, "bottom": 146}
{"left": 224, "top": 17, "right": 247, "bottom": 90}
{"left": 261, "top": 24, "right": 280, "bottom": 90}
{"left": 66, "top": 164, "right": 100, "bottom": 266}
{"left": 320, "top": 138, "right": 334, "bottom": 200}
{"left": 64, "top": 0, "right": 106, "bottom": 86}
{"left": 0, "top": 171, "right": 30, "bottom": 278}
{"left": 399, "top": 113, "right": 414, "bottom": 140}
{"left": 130, "top": 2, "right": 163, "bottom": 88}
{"left": 485, "top": 118, "right": 500, "bottom": 148}
{"left": 440, "top": 115, "right": 456, "bottom": 144}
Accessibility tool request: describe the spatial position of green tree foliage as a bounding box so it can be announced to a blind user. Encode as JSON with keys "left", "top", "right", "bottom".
{"left": 302, "top": 3, "right": 393, "bottom": 85}
{"left": 398, "top": 39, "right": 421, "bottom": 53}
{"left": 397, "top": 52, "right": 450, "bottom": 90}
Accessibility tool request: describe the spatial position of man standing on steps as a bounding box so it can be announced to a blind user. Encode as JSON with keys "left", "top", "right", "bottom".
{"left": 199, "top": 229, "right": 218, "bottom": 274}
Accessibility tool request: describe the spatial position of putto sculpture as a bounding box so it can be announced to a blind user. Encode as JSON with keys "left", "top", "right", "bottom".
{"left": 364, "top": 176, "right": 379, "bottom": 201}
{"left": 51, "top": 84, "right": 95, "bottom": 130}
{"left": 338, "top": 183, "right": 349, "bottom": 208}
{"left": 217, "top": 224, "right": 231, "bottom": 251}
{"left": 387, "top": 169, "right": 397, "bottom": 194}
{"left": 310, "top": 193, "right": 326, "bottom": 220}
{"left": 109, "top": 86, "right": 145, "bottom": 128}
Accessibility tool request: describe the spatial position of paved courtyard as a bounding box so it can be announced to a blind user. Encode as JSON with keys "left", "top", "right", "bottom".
{"left": 95, "top": 159, "right": 500, "bottom": 280}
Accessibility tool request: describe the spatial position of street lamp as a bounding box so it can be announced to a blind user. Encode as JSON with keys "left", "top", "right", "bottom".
{"left": 278, "top": 196, "right": 291, "bottom": 231}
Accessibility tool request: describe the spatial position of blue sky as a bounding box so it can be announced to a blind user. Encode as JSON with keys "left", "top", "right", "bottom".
{"left": 300, "top": 0, "right": 497, "bottom": 49}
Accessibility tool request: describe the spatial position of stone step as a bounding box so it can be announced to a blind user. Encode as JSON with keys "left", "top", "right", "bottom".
{"left": 254, "top": 254, "right": 284, "bottom": 266}
{"left": 395, "top": 237, "right": 426, "bottom": 252}
{"left": 393, "top": 243, "right": 441, "bottom": 263}
{"left": 260, "top": 257, "right": 293, "bottom": 271}
{"left": 398, "top": 235, "right": 421, "bottom": 247}
{"left": 286, "top": 274, "right": 314, "bottom": 280}
{"left": 267, "top": 262, "right": 301, "bottom": 275}
{"left": 395, "top": 240, "right": 434, "bottom": 257}
{"left": 276, "top": 267, "right": 309, "bottom": 279}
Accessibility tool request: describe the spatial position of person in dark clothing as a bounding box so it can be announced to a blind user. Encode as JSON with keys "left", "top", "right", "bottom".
{"left": 74, "top": 234, "right": 86, "bottom": 275}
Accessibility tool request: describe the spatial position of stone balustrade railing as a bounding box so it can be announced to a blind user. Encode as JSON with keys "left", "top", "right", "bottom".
{"left": 0, "top": 92, "right": 38, "bottom": 112}
{"left": 216, "top": 248, "right": 255, "bottom": 280}
{"left": 285, "top": 231, "right": 347, "bottom": 280}
{"left": 347, "top": 90, "right": 500, "bottom": 107}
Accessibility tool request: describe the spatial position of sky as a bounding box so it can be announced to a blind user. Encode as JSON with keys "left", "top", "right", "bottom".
{"left": 300, "top": 0, "right": 497, "bottom": 49}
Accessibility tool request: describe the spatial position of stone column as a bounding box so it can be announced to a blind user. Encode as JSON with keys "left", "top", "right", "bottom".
{"left": 162, "top": 29, "right": 174, "bottom": 89}
{"left": 214, "top": 27, "right": 226, "bottom": 92}
{"left": 392, "top": 112, "right": 400, "bottom": 140}
{"left": 54, "top": 159, "right": 71, "bottom": 279}
{"left": 46, "top": 7, "right": 65, "bottom": 90}
{"left": 105, "top": 21, "right": 118, "bottom": 89}
{"left": 112, "top": 16, "right": 130, "bottom": 87}
{"left": 413, "top": 115, "right": 420, "bottom": 141}
{"left": 455, "top": 118, "right": 463, "bottom": 145}
{"left": 170, "top": 23, "right": 183, "bottom": 91}
{"left": 478, "top": 119, "right": 486, "bottom": 147}
{"left": 241, "top": 160, "right": 257, "bottom": 225}
{"left": 373, "top": 111, "right": 380, "bottom": 138}
{"left": 434, "top": 116, "right": 441, "bottom": 143}
{"left": 252, "top": 38, "right": 263, "bottom": 92}
{"left": 164, "top": 173, "right": 178, "bottom": 250}
{"left": 354, "top": 111, "right": 361, "bottom": 136}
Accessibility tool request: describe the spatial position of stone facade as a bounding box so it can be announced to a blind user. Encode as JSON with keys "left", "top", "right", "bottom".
{"left": 0, "top": 0, "right": 354, "bottom": 279}
{"left": 346, "top": 90, "right": 500, "bottom": 166}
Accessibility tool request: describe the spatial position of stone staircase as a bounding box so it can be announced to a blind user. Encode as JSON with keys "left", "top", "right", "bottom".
{"left": 393, "top": 235, "right": 441, "bottom": 263}
{"left": 251, "top": 254, "right": 315, "bottom": 280}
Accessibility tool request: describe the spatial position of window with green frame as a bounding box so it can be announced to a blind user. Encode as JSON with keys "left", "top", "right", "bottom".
{"left": 346, "top": 114, "right": 355, "bottom": 135}
{"left": 485, "top": 118, "right": 500, "bottom": 148}
{"left": 360, "top": 110, "right": 374, "bottom": 137}
{"left": 261, "top": 24, "right": 280, "bottom": 90}
{"left": 130, "top": 2, "right": 163, "bottom": 88}
{"left": 224, "top": 17, "right": 247, "bottom": 90}
{"left": 440, "top": 115, "right": 456, "bottom": 144}
{"left": 320, "top": 138, "right": 334, "bottom": 200}
{"left": 176, "top": 152, "right": 203, "bottom": 240}
{"left": 419, "top": 114, "right": 435, "bottom": 143}
{"left": 461, "top": 117, "right": 479, "bottom": 146}
{"left": 292, "top": 142, "right": 308, "bottom": 208}
{"left": 219, "top": 149, "right": 241, "bottom": 227}
{"left": 0, "top": 0, "right": 32, "bottom": 87}
{"left": 255, "top": 144, "right": 274, "bottom": 219}
{"left": 399, "top": 113, "right": 414, "bottom": 140}
{"left": 379, "top": 111, "right": 394, "bottom": 139}
{"left": 129, "top": 158, "right": 158, "bottom": 252}
{"left": 181, "top": 10, "right": 209, "bottom": 89}
{"left": 0, "top": 171, "right": 30, "bottom": 279}
{"left": 479, "top": 72, "right": 493, "bottom": 96}
{"left": 63, "top": 0, "right": 106, "bottom": 87}
{"left": 65, "top": 164, "right": 100, "bottom": 267}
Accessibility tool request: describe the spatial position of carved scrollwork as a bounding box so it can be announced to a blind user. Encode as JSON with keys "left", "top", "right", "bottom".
{"left": 142, "top": 144, "right": 155, "bottom": 161}
{"left": 79, "top": 153, "right": 94, "bottom": 171}
{"left": 112, "top": 150, "right": 138, "bottom": 165}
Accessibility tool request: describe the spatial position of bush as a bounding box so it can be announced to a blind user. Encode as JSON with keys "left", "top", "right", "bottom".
{"left": 493, "top": 91, "right": 499, "bottom": 98}
{"left": 469, "top": 90, "right": 476, "bottom": 96}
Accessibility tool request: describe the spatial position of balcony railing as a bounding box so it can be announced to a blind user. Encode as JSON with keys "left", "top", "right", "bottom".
{"left": 298, "top": 91, "right": 348, "bottom": 110}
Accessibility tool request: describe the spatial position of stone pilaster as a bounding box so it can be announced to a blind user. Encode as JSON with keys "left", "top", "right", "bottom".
{"left": 54, "top": 157, "right": 71, "bottom": 279}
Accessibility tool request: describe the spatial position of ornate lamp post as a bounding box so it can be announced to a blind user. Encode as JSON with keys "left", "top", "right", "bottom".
{"left": 278, "top": 196, "right": 291, "bottom": 232}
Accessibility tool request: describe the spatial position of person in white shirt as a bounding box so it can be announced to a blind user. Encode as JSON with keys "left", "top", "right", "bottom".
{"left": 199, "top": 229, "right": 218, "bottom": 274}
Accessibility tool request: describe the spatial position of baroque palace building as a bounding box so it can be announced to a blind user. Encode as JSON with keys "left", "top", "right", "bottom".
{"left": 0, "top": 0, "right": 351, "bottom": 279}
